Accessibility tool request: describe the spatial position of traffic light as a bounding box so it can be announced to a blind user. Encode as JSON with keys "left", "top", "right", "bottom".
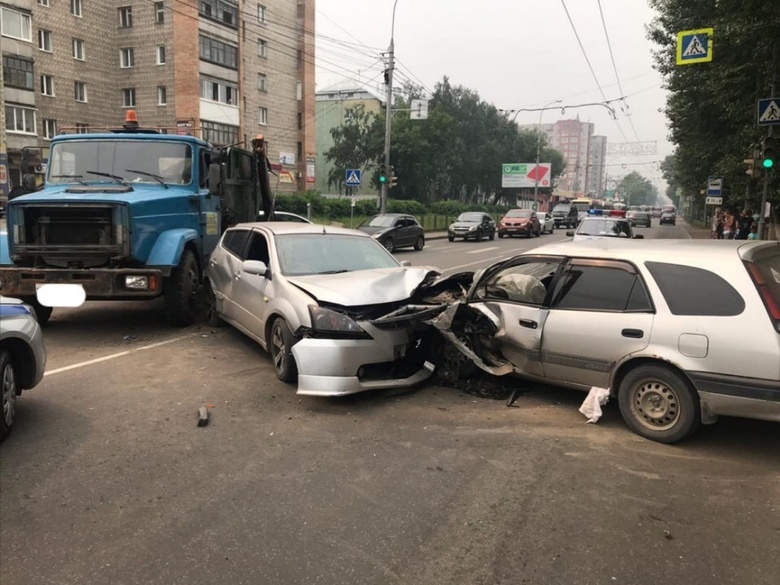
{"left": 760, "top": 136, "right": 777, "bottom": 169}
{"left": 744, "top": 155, "right": 762, "bottom": 179}
{"left": 378, "top": 164, "right": 387, "bottom": 184}
{"left": 389, "top": 166, "right": 398, "bottom": 188}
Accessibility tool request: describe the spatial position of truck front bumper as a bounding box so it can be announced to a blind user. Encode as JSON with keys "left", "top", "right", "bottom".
{"left": 0, "top": 267, "right": 164, "bottom": 300}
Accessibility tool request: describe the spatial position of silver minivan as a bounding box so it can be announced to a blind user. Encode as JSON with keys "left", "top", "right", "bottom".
{"left": 447, "top": 240, "right": 780, "bottom": 443}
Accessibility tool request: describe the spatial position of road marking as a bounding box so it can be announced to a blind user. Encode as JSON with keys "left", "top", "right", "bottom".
{"left": 44, "top": 335, "right": 193, "bottom": 377}
{"left": 467, "top": 246, "right": 500, "bottom": 254}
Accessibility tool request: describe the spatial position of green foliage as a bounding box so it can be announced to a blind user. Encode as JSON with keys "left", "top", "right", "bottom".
{"left": 387, "top": 199, "right": 427, "bottom": 216}
{"left": 620, "top": 171, "right": 659, "bottom": 207}
{"left": 647, "top": 0, "right": 780, "bottom": 208}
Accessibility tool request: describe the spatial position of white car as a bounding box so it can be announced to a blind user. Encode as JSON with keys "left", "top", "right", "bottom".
{"left": 536, "top": 213, "right": 555, "bottom": 234}
{"left": 204, "top": 223, "right": 451, "bottom": 396}
{"left": 257, "top": 211, "right": 312, "bottom": 223}
{"left": 567, "top": 217, "right": 643, "bottom": 241}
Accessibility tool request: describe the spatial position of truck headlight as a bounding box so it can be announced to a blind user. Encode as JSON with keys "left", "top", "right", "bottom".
{"left": 125, "top": 275, "right": 149, "bottom": 290}
{"left": 308, "top": 306, "right": 370, "bottom": 339}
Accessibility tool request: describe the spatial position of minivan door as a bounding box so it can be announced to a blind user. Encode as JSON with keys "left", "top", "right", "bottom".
{"left": 541, "top": 259, "right": 655, "bottom": 388}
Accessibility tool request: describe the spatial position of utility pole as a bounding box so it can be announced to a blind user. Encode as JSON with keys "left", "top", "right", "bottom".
{"left": 534, "top": 100, "right": 561, "bottom": 210}
{"left": 758, "top": 41, "right": 776, "bottom": 240}
{"left": 380, "top": 0, "right": 400, "bottom": 215}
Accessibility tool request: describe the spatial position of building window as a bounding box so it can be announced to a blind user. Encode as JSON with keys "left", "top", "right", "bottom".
{"left": 257, "top": 4, "right": 267, "bottom": 23}
{"left": 70, "top": 0, "right": 82, "bottom": 17}
{"left": 38, "top": 29, "right": 52, "bottom": 51}
{"left": 297, "top": 142, "right": 303, "bottom": 159}
{"left": 155, "top": 2, "right": 165, "bottom": 23}
{"left": 38, "top": 0, "right": 50, "bottom": 6}
{"left": 4, "top": 105, "right": 36, "bottom": 135}
{"left": 199, "top": 35, "right": 238, "bottom": 69}
{"left": 41, "top": 74, "right": 55, "bottom": 96}
{"left": 43, "top": 119, "right": 57, "bottom": 139}
{"left": 120, "top": 48, "right": 135, "bottom": 68}
{"left": 296, "top": 80, "right": 302, "bottom": 100}
{"left": 257, "top": 73, "right": 267, "bottom": 92}
{"left": 297, "top": 112, "right": 302, "bottom": 130}
{"left": 156, "top": 45, "right": 166, "bottom": 65}
{"left": 72, "top": 38, "right": 85, "bottom": 60}
{"left": 200, "top": 76, "right": 239, "bottom": 105}
{"left": 1, "top": 7, "right": 32, "bottom": 41}
{"left": 257, "top": 39, "right": 267, "bottom": 58}
{"left": 119, "top": 7, "right": 133, "bottom": 28}
{"left": 157, "top": 86, "right": 167, "bottom": 106}
{"left": 199, "top": 0, "right": 238, "bottom": 28}
{"left": 122, "top": 88, "right": 136, "bottom": 108}
{"left": 202, "top": 120, "right": 238, "bottom": 146}
{"left": 76, "top": 123, "right": 89, "bottom": 134}
{"left": 258, "top": 107, "right": 268, "bottom": 126}
{"left": 74, "top": 81, "right": 87, "bottom": 102}
{"left": 2, "top": 56, "right": 34, "bottom": 90}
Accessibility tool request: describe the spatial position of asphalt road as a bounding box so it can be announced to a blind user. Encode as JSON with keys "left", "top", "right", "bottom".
{"left": 2, "top": 221, "right": 779, "bottom": 585}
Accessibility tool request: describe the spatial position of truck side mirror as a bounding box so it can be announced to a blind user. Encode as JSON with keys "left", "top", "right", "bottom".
{"left": 208, "top": 163, "right": 221, "bottom": 196}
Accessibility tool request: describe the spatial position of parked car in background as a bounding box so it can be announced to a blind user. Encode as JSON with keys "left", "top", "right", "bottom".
{"left": 448, "top": 212, "right": 496, "bottom": 242}
{"left": 204, "top": 223, "right": 449, "bottom": 396}
{"left": 660, "top": 209, "right": 677, "bottom": 225}
{"left": 626, "top": 207, "right": 653, "bottom": 227}
{"left": 0, "top": 297, "right": 47, "bottom": 441}
{"left": 497, "top": 209, "right": 541, "bottom": 238}
{"left": 257, "top": 211, "right": 312, "bottom": 223}
{"left": 445, "top": 240, "right": 780, "bottom": 443}
{"left": 567, "top": 217, "right": 642, "bottom": 241}
{"left": 357, "top": 214, "right": 425, "bottom": 252}
{"left": 651, "top": 206, "right": 662, "bottom": 218}
{"left": 551, "top": 204, "right": 579, "bottom": 229}
{"left": 536, "top": 212, "right": 555, "bottom": 234}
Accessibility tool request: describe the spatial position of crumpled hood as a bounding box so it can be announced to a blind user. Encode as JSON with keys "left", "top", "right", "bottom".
{"left": 287, "top": 267, "right": 439, "bottom": 307}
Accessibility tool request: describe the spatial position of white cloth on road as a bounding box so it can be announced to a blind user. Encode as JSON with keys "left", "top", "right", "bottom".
{"left": 579, "top": 386, "right": 611, "bottom": 423}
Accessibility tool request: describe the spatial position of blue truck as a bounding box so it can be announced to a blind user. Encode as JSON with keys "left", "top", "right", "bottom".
{"left": 0, "top": 113, "right": 274, "bottom": 326}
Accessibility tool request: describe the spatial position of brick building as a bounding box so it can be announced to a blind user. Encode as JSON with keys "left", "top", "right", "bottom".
{"left": 1, "top": 0, "right": 316, "bottom": 195}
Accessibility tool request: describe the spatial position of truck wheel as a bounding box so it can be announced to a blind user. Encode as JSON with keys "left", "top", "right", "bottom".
{"left": 269, "top": 317, "right": 298, "bottom": 383}
{"left": 618, "top": 364, "right": 700, "bottom": 444}
{"left": 165, "top": 249, "right": 199, "bottom": 327}
{"left": 0, "top": 351, "right": 18, "bottom": 441}
{"left": 22, "top": 297, "right": 53, "bottom": 326}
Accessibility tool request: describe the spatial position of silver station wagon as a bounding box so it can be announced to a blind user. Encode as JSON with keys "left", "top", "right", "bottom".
{"left": 444, "top": 240, "right": 780, "bottom": 443}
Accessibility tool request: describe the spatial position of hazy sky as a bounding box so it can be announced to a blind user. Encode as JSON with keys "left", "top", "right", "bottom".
{"left": 314, "top": 0, "right": 671, "bottom": 192}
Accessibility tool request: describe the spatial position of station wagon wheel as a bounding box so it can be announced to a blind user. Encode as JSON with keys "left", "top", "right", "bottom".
{"left": 269, "top": 318, "right": 298, "bottom": 383}
{"left": 618, "top": 364, "right": 700, "bottom": 444}
{"left": 0, "top": 351, "right": 18, "bottom": 441}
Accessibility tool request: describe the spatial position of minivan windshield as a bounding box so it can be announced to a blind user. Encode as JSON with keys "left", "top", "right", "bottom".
{"left": 275, "top": 234, "right": 399, "bottom": 276}
{"left": 48, "top": 140, "right": 192, "bottom": 185}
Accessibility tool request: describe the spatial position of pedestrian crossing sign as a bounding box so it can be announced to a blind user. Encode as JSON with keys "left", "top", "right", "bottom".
{"left": 676, "top": 28, "right": 713, "bottom": 65}
{"left": 345, "top": 169, "right": 362, "bottom": 187}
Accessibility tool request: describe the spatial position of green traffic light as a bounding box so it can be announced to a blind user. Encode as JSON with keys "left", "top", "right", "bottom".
{"left": 379, "top": 175, "right": 387, "bottom": 183}
{"left": 763, "top": 158, "right": 774, "bottom": 169}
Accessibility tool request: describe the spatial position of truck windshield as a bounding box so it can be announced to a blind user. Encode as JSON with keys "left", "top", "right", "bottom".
{"left": 48, "top": 140, "right": 192, "bottom": 186}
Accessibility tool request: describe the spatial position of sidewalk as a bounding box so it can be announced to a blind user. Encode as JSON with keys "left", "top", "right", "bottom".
{"left": 679, "top": 219, "right": 711, "bottom": 239}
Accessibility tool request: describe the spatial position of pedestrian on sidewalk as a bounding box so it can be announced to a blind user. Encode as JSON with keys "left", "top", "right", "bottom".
{"left": 747, "top": 224, "right": 758, "bottom": 240}
{"left": 736, "top": 208, "right": 756, "bottom": 240}
{"left": 722, "top": 210, "right": 738, "bottom": 240}
{"left": 711, "top": 207, "right": 724, "bottom": 239}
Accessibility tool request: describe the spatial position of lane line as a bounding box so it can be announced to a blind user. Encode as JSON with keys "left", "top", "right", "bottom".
{"left": 44, "top": 335, "right": 194, "bottom": 377}
{"left": 467, "top": 246, "right": 500, "bottom": 254}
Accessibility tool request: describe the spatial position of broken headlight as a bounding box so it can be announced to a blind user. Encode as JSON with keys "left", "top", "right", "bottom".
{"left": 309, "top": 306, "right": 371, "bottom": 339}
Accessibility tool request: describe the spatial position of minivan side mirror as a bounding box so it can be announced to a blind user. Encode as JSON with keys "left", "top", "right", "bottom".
{"left": 243, "top": 260, "right": 269, "bottom": 277}
{"left": 566, "top": 230, "right": 575, "bottom": 237}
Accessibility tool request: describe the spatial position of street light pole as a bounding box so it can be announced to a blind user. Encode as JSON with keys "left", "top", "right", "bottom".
{"left": 380, "top": 0, "right": 400, "bottom": 214}
{"left": 534, "top": 99, "right": 562, "bottom": 210}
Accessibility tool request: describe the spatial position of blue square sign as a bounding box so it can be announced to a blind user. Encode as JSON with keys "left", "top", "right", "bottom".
{"left": 345, "top": 169, "right": 362, "bottom": 187}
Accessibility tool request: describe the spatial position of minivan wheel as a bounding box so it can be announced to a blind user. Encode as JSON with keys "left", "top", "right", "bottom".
{"left": 618, "top": 364, "right": 700, "bottom": 444}
{"left": 269, "top": 318, "right": 298, "bottom": 383}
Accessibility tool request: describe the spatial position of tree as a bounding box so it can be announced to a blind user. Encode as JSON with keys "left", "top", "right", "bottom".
{"left": 620, "top": 171, "right": 658, "bottom": 207}
{"left": 660, "top": 153, "right": 680, "bottom": 205}
{"left": 647, "top": 0, "right": 780, "bottom": 209}
{"left": 324, "top": 104, "right": 383, "bottom": 193}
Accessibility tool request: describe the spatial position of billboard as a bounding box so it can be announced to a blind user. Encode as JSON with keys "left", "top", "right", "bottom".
{"left": 502, "top": 163, "right": 552, "bottom": 188}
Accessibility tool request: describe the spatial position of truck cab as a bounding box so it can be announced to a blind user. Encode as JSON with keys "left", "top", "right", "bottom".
{"left": 0, "top": 114, "right": 265, "bottom": 326}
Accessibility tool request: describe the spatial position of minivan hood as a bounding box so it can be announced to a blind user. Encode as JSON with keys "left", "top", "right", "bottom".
{"left": 287, "top": 267, "right": 439, "bottom": 307}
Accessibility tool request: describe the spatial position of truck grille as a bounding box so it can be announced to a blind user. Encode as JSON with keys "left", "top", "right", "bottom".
{"left": 23, "top": 206, "right": 114, "bottom": 246}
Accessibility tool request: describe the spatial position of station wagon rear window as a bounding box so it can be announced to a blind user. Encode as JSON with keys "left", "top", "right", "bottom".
{"left": 645, "top": 261, "right": 745, "bottom": 316}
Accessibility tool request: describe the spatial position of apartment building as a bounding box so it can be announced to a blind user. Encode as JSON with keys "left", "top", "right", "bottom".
{"left": 1, "top": 0, "right": 316, "bottom": 195}
{"left": 586, "top": 135, "right": 607, "bottom": 197}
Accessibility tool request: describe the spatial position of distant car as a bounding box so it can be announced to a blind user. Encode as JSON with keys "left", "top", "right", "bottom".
{"left": 567, "top": 217, "right": 643, "bottom": 241}
{"left": 357, "top": 214, "right": 425, "bottom": 252}
{"left": 651, "top": 206, "right": 662, "bottom": 218}
{"left": 448, "top": 239, "right": 780, "bottom": 443}
{"left": 536, "top": 212, "right": 555, "bottom": 234}
{"left": 660, "top": 210, "right": 677, "bottom": 226}
{"left": 448, "top": 212, "right": 496, "bottom": 242}
{"left": 497, "top": 209, "right": 541, "bottom": 238}
{"left": 257, "top": 211, "right": 312, "bottom": 223}
{"left": 626, "top": 208, "right": 653, "bottom": 227}
{"left": 551, "top": 204, "right": 579, "bottom": 229}
{"left": 0, "top": 297, "right": 47, "bottom": 441}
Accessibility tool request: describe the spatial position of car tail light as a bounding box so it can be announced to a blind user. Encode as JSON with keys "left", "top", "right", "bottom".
{"left": 745, "top": 261, "right": 780, "bottom": 330}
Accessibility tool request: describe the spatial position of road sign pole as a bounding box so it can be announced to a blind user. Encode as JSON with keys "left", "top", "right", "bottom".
{"left": 758, "top": 41, "right": 776, "bottom": 240}
{"left": 380, "top": 1, "right": 399, "bottom": 215}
